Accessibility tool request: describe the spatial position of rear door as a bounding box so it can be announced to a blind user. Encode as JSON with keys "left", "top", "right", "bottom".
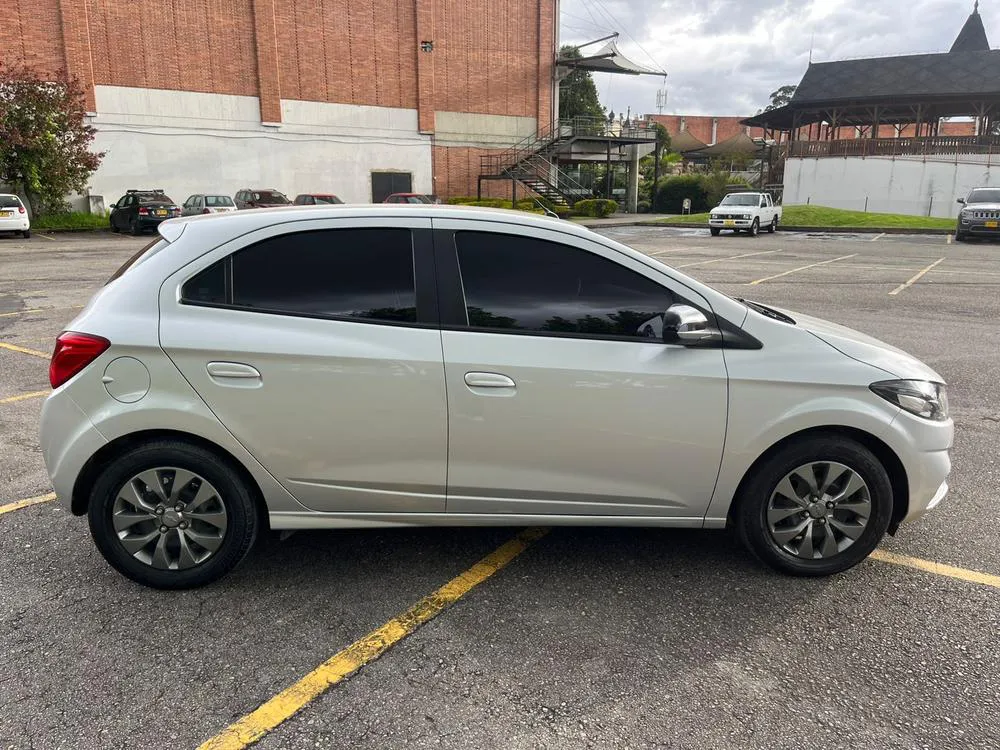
{"left": 159, "top": 217, "right": 448, "bottom": 513}
{"left": 433, "top": 222, "right": 729, "bottom": 519}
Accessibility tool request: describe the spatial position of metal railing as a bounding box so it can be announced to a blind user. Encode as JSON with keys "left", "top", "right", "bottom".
{"left": 788, "top": 135, "right": 1000, "bottom": 159}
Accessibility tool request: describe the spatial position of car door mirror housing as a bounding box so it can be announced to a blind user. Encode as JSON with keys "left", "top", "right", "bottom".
{"left": 662, "top": 304, "right": 723, "bottom": 346}
{"left": 957, "top": 197, "right": 966, "bottom": 204}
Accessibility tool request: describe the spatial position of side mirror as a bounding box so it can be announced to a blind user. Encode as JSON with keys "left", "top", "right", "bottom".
{"left": 109, "top": 203, "right": 117, "bottom": 209}
{"left": 662, "top": 304, "right": 723, "bottom": 346}
{"left": 957, "top": 197, "right": 966, "bottom": 204}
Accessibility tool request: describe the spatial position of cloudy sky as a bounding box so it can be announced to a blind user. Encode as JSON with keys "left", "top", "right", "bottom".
{"left": 559, "top": 0, "right": 996, "bottom": 116}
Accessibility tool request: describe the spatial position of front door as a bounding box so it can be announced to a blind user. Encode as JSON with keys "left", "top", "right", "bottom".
{"left": 435, "top": 224, "right": 729, "bottom": 519}
{"left": 371, "top": 172, "right": 412, "bottom": 203}
{"left": 159, "top": 219, "right": 448, "bottom": 513}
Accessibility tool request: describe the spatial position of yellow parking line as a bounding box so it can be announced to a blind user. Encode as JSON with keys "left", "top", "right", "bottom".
{"left": 0, "top": 390, "right": 48, "bottom": 405}
{"left": 0, "top": 342, "right": 50, "bottom": 359}
{"left": 0, "top": 492, "right": 56, "bottom": 517}
{"left": 871, "top": 549, "right": 1000, "bottom": 589}
{"left": 889, "top": 257, "right": 946, "bottom": 296}
{"left": 677, "top": 249, "right": 782, "bottom": 269}
{"left": 198, "top": 527, "right": 549, "bottom": 750}
{"left": 747, "top": 254, "right": 857, "bottom": 285}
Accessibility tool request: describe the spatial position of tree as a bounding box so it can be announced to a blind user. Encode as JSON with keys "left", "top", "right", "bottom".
{"left": 765, "top": 85, "right": 797, "bottom": 112}
{"left": 558, "top": 46, "right": 605, "bottom": 121}
{"left": 651, "top": 122, "right": 671, "bottom": 190}
{"left": 0, "top": 64, "right": 103, "bottom": 216}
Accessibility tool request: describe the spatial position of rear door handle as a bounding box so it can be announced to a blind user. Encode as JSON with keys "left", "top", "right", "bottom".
{"left": 207, "top": 361, "right": 261, "bottom": 379}
{"left": 464, "top": 372, "right": 516, "bottom": 389}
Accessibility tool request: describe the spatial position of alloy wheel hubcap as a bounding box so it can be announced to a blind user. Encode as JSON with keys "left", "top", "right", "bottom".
{"left": 766, "top": 461, "right": 872, "bottom": 560}
{"left": 112, "top": 468, "right": 228, "bottom": 570}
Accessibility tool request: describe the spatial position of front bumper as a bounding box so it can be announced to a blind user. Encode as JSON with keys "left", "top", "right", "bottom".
{"left": 710, "top": 218, "right": 753, "bottom": 229}
{"left": 958, "top": 220, "right": 1000, "bottom": 236}
{"left": 889, "top": 408, "right": 953, "bottom": 525}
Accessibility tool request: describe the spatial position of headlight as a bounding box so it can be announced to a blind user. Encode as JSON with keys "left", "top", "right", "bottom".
{"left": 870, "top": 380, "right": 949, "bottom": 421}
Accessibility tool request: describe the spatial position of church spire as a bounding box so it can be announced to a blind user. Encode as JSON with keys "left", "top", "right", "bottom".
{"left": 951, "top": 2, "right": 990, "bottom": 52}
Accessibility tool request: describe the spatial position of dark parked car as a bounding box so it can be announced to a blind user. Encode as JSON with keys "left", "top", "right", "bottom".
{"left": 109, "top": 190, "right": 181, "bottom": 235}
{"left": 293, "top": 193, "right": 344, "bottom": 205}
{"left": 235, "top": 189, "right": 291, "bottom": 209}
{"left": 955, "top": 187, "right": 1000, "bottom": 241}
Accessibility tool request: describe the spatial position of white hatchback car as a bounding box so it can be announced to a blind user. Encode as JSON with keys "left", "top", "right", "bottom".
{"left": 0, "top": 194, "right": 31, "bottom": 238}
{"left": 40, "top": 206, "right": 953, "bottom": 588}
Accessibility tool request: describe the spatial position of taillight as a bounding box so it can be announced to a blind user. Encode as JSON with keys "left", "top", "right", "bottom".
{"left": 18, "top": 206, "right": 25, "bottom": 214}
{"left": 138, "top": 207, "right": 149, "bottom": 215}
{"left": 49, "top": 332, "right": 110, "bottom": 388}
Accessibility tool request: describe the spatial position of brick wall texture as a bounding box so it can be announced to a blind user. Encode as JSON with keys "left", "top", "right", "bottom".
{"left": 2, "top": 0, "right": 556, "bottom": 197}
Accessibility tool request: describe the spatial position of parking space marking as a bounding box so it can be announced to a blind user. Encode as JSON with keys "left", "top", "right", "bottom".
{"left": 747, "top": 254, "right": 857, "bottom": 285}
{"left": 871, "top": 549, "right": 1000, "bottom": 589}
{"left": 677, "top": 249, "right": 782, "bottom": 269}
{"left": 0, "top": 342, "right": 50, "bottom": 359}
{"left": 870, "top": 233, "right": 886, "bottom": 242}
{"left": 0, "top": 492, "right": 56, "bottom": 517}
{"left": 0, "top": 390, "right": 48, "bottom": 405}
{"left": 889, "top": 257, "right": 946, "bottom": 296}
{"left": 198, "top": 527, "right": 549, "bottom": 750}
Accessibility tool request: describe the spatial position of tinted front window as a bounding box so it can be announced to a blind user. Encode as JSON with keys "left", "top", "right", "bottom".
{"left": 720, "top": 195, "right": 759, "bottom": 206}
{"left": 230, "top": 229, "right": 416, "bottom": 322}
{"left": 456, "top": 232, "right": 675, "bottom": 338}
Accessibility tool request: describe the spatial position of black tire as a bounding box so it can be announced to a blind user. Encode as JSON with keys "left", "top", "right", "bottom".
{"left": 748, "top": 218, "right": 760, "bottom": 237}
{"left": 88, "top": 440, "right": 260, "bottom": 589}
{"left": 768, "top": 216, "right": 777, "bottom": 233}
{"left": 954, "top": 231, "right": 967, "bottom": 242}
{"left": 22, "top": 229, "right": 31, "bottom": 239}
{"left": 735, "top": 435, "right": 893, "bottom": 577}
{"left": 710, "top": 227, "right": 721, "bottom": 236}
{"left": 129, "top": 217, "right": 142, "bottom": 236}
{"left": 110, "top": 216, "right": 119, "bottom": 233}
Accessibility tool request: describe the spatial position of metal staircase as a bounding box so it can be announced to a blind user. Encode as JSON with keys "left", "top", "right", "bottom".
{"left": 478, "top": 117, "right": 656, "bottom": 208}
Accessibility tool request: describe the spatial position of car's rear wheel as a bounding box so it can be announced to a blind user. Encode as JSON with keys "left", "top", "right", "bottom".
{"left": 129, "top": 218, "right": 141, "bottom": 236}
{"left": 710, "top": 227, "right": 721, "bottom": 236}
{"left": 736, "top": 436, "right": 893, "bottom": 576}
{"left": 768, "top": 216, "right": 778, "bottom": 233}
{"left": 748, "top": 218, "right": 760, "bottom": 237}
{"left": 22, "top": 229, "right": 30, "bottom": 239}
{"left": 88, "top": 441, "right": 259, "bottom": 589}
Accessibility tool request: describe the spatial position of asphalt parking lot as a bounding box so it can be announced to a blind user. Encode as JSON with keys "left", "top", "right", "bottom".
{"left": 1, "top": 227, "right": 998, "bottom": 750}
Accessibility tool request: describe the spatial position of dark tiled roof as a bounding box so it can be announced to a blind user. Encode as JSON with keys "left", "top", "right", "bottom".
{"left": 790, "top": 49, "right": 1000, "bottom": 104}
{"left": 951, "top": 8, "right": 990, "bottom": 52}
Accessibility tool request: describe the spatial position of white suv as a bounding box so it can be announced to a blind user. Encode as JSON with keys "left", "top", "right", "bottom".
{"left": 0, "top": 194, "right": 30, "bottom": 238}
{"left": 40, "top": 206, "right": 952, "bottom": 588}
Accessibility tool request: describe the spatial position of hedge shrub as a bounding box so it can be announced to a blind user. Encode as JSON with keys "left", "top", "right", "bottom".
{"left": 573, "top": 198, "right": 618, "bottom": 218}
{"left": 654, "top": 175, "right": 709, "bottom": 214}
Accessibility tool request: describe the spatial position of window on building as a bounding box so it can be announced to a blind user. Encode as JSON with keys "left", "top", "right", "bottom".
{"left": 455, "top": 232, "right": 676, "bottom": 339}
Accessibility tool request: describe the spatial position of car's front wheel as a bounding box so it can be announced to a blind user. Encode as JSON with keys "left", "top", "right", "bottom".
{"left": 736, "top": 435, "right": 893, "bottom": 576}
{"left": 955, "top": 230, "right": 967, "bottom": 242}
{"left": 710, "top": 227, "right": 721, "bottom": 236}
{"left": 748, "top": 218, "right": 760, "bottom": 237}
{"left": 88, "top": 440, "right": 260, "bottom": 589}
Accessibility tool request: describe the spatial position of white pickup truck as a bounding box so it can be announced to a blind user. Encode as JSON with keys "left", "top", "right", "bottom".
{"left": 708, "top": 192, "right": 781, "bottom": 237}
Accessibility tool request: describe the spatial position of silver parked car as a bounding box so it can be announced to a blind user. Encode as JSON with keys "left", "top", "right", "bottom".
{"left": 182, "top": 194, "right": 237, "bottom": 216}
{"left": 40, "top": 206, "right": 952, "bottom": 588}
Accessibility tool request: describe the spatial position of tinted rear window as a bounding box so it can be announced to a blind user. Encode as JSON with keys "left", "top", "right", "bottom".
{"left": 311, "top": 195, "right": 343, "bottom": 204}
{"left": 0, "top": 196, "right": 22, "bottom": 208}
{"left": 253, "top": 191, "right": 289, "bottom": 203}
{"left": 205, "top": 196, "right": 234, "bottom": 206}
{"left": 138, "top": 194, "right": 173, "bottom": 204}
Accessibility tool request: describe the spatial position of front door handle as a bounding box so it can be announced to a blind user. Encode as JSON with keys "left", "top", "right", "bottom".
{"left": 207, "top": 361, "right": 261, "bottom": 379}
{"left": 464, "top": 372, "right": 516, "bottom": 389}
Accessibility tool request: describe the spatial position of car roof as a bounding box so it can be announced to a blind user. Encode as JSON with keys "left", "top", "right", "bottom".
{"left": 157, "top": 204, "right": 581, "bottom": 244}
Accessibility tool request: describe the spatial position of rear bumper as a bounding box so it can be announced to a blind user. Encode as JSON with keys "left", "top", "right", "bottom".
{"left": 40, "top": 390, "right": 108, "bottom": 513}
{"left": 0, "top": 217, "right": 30, "bottom": 231}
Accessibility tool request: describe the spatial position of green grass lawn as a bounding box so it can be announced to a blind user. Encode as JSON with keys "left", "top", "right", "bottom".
{"left": 31, "top": 212, "right": 109, "bottom": 231}
{"left": 661, "top": 205, "right": 955, "bottom": 231}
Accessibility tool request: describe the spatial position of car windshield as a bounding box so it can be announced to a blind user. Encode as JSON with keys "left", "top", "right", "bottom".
{"left": 966, "top": 189, "right": 1000, "bottom": 204}
{"left": 253, "top": 191, "right": 289, "bottom": 203}
{"left": 720, "top": 195, "right": 761, "bottom": 206}
{"left": 0, "top": 195, "right": 22, "bottom": 208}
{"left": 205, "top": 196, "right": 234, "bottom": 207}
{"left": 138, "top": 194, "right": 173, "bottom": 204}
{"left": 311, "top": 195, "right": 343, "bottom": 204}
{"left": 405, "top": 196, "right": 432, "bottom": 204}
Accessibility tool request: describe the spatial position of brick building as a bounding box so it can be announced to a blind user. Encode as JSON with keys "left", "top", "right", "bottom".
{"left": 2, "top": 0, "right": 556, "bottom": 204}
